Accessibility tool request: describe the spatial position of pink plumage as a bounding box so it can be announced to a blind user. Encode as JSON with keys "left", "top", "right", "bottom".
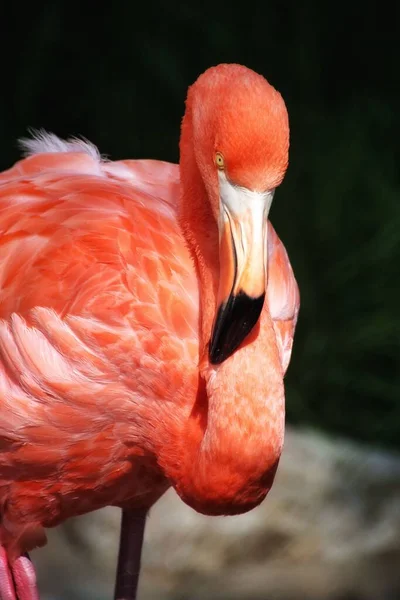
{"left": 0, "top": 64, "right": 299, "bottom": 600}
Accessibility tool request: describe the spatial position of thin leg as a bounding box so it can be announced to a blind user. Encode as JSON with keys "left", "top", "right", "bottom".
{"left": 0, "top": 548, "right": 39, "bottom": 600}
{"left": 114, "top": 509, "right": 148, "bottom": 600}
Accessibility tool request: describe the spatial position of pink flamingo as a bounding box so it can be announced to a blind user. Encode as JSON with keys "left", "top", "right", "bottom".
{"left": 0, "top": 63, "right": 299, "bottom": 599}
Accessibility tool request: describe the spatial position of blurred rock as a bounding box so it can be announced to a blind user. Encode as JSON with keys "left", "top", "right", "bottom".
{"left": 33, "top": 427, "right": 400, "bottom": 600}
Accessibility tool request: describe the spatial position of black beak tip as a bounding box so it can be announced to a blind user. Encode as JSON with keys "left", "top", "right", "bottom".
{"left": 208, "top": 346, "right": 226, "bottom": 365}
{"left": 209, "top": 292, "right": 265, "bottom": 365}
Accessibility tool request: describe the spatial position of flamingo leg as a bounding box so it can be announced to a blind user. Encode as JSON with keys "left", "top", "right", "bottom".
{"left": 114, "top": 509, "right": 148, "bottom": 600}
{"left": 0, "top": 549, "right": 39, "bottom": 600}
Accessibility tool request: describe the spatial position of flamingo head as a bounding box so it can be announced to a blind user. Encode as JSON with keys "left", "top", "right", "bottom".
{"left": 181, "top": 64, "right": 289, "bottom": 364}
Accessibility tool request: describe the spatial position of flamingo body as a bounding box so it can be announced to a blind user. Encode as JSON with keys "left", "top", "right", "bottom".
{"left": 0, "top": 149, "right": 197, "bottom": 554}
{"left": 0, "top": 64, "right": 300, "bottom": 599}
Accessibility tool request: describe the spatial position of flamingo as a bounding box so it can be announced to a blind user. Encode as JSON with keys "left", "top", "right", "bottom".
{"left": 0, "top": 63, "right": 299, "bottom": 600}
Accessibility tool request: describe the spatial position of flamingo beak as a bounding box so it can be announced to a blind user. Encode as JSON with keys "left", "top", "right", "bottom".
{"left": 209, "top": 172, "right": 274, "bottom": 365}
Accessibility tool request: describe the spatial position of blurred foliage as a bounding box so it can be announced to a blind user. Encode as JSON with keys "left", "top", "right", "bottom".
{"left": 1, "top": 2, "right": 399, "bottom": 449}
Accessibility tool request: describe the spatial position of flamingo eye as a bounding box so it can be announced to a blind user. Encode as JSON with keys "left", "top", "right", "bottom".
{"left": 215, "top": 152, "right": 225, "bottom": 170}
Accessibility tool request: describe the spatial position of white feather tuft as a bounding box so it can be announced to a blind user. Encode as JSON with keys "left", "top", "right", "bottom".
{"left": 18, "top": 129, "right": 103, "bottom": 161}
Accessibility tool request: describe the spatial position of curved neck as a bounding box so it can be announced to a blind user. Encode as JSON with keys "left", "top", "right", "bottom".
{"left": 178, "top": 110, "right": 219, "bottom": 366}
{"left": 166, "top": 110, "right": 285, "bottom": 515}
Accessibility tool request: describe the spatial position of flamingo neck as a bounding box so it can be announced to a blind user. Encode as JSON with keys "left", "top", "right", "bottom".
{"left": 164, "top": 112, "right": 285, "bottom": 516}
{"left": 178, "top": 129, "right": 219, "bottom": 364}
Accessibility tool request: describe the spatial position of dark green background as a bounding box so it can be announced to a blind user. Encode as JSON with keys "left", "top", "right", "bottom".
{"left": 1, "top": 2, "right": 399, "bottom": 448}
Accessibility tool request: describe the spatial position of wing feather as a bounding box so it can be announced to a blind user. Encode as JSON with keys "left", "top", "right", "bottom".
{"left": 0, "top": 144, "right": 199, "bottom": 541}
{"left": 267, "top": 222, "right": 300, "bottom": 375}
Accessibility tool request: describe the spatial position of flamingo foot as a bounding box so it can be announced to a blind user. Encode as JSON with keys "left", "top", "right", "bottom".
{"left": 0, "top": 548, "right": 39, "bottom": 600}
